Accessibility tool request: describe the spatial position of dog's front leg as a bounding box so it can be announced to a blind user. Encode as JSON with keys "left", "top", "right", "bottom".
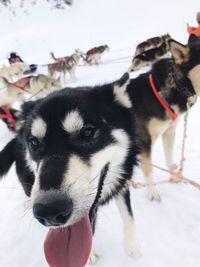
{"left": 140, "top": 152, "right": 161, "bottom": 201}
{"left": 88, "top": 213, "right": 100, "bottom": 265}
{"left": 162, "top": 125, "right": 176, "bottom": 170}
{"left": 115, "top": 189, "right": 141, "bottom": 257}
{"left": 69, "top": 68, "right": 76, "bottom": 81}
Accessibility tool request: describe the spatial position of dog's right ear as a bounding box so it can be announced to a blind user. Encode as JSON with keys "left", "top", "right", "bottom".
{"left": 168, "top": 39, "right": 190, "bottom": 65}
{"left": 113, "top": 72, "right": 132, "bottom": 108}
{"left": 0, "top": 138, "right": 16, "bottom": 177}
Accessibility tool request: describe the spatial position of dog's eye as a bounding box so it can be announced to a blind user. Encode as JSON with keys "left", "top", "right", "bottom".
{"left": 28, "top": 137, "right": 40, "bottom": 150}
{"left": 81, "top": 126, "right": 96, "bottom": 140}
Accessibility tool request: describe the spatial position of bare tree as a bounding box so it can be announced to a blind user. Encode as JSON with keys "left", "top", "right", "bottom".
{"left": 0, "top": 0, "right": 73, "bottom": 9}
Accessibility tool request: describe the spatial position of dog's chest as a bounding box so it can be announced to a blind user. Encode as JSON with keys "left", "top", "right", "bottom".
{"left": 148, "top": 117, "right": 179, "bottom": 142}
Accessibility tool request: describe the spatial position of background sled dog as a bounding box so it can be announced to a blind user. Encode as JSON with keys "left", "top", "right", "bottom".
{"left": 48, "top": 49, "right": 84, "bottom": 81}
{"left": 84, "top": 45, "right": 109, "bottom": 65}
{"left": 127, "top": 38, "right": 199, "bottom": 200}
{"left": 0, "top": 73, "right": 141, "bottom": 264}
{"left": 0, "top": 74, "right": 61, "bottom": 106}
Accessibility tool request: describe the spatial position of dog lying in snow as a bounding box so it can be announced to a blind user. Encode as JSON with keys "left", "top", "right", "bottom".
{"left": 0, "top": 73, "right": 141, "bottom": 265}
{"left": 0, "top": 74, "right": 61, "bottom": 106}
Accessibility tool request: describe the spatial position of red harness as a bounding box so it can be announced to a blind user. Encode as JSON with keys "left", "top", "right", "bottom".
{"left": 149, "top": 74, "right": 177, "bottom": 121}
{"left": 0, "top": 105, "right": 16, "bottom": 127}
{"left": 9, "top": 77, "right": 30, "bottom": 93}
{"left": 87, "top": 47, "right": 97, "bottom": 55}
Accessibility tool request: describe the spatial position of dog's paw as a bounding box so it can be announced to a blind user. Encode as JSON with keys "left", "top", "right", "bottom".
{"left": 88, "top": 249, "right": 100, "bottom": 265}
{"left": 170, "top": 163, "right": 178, "bottom": 172}
{"left": 125, "top": 238, "right": 142, "bottom": 258}
{"left": 147, "top": 187, "right": 161, "bottom": 202}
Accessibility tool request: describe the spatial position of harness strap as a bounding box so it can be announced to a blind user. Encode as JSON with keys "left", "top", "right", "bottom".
{"left": 0, "top": 106, "right": 16, "bottom": 127}
{"left": 149, "top": 74, "right": 177, "bottom": 121}
{"left": 147, "top": 39, "right": 155, "bottom": 46}
{"left": 87, "top": 48, "right": 97, "bottom": 55}
{"left": 9, "top": 77, "right": 30, "bottom": 93}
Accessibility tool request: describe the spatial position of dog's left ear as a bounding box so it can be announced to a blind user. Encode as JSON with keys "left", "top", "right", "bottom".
{"left": 113, "top": 72, "right": 132, "bottom": 108}
{"left": 169, "top": 39, "right": 190, "bottom": 65}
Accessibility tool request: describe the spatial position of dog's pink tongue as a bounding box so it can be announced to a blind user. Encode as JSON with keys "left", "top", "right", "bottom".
{"left": 44, "top": 216, "right": 92, "bottom": 267}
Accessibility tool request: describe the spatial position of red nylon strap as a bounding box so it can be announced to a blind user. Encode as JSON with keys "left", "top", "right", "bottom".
{"left": 0, "top": 106, "right": 16, "bottom": 127}
{"left": 88, "top": 48, "right": 96, "bottom": 54}
{"left": 9, "top": 77, "right": 30, "bottom": 93}
{"left": 149, "top": 74, "right": 177, "bottom": 121}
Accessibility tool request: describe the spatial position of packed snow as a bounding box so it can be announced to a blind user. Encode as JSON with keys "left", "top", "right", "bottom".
{"left": 0, "top": 0, "right": 200, "bottom": 266}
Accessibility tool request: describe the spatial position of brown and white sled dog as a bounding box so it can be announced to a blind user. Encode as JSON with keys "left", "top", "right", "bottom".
{"left": 85, "top": 45, "right": 110, "bottom": 65}
{"left": 134, "top": 33, "right": 171, "bottom": 56}
{"left": 129, "top": 41, "right": 170, "bottom": 72}
{"left": 0, "top": 73, "right": 141, "bottom": 264}
{"left": 127, "top": 38, "right": 199, "bottom": 200}
{"left": 48, "top": 49, "right": 84, "bottom": 81}
{"left": 0, "top": 74, "right": 61, "bottom": 106}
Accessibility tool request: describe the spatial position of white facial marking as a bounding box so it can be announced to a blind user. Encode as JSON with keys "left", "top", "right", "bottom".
{"left": 25, "top": 148, "right": 37, "bottom": 173}
{"left": 62, "top": 110, "right": 84, "bottom": 133}
{"left": 188, "top": 65, "right": 200, "bottom": 96}
{"left": 30, "top": 160, "right": 43, "bottom": 205}
{"left": 113, "top": 81, "right": 132, "bottom": 108}
{"left": 31, "top": 117, "right": 47, "bottom": 139}
{"left": 61, "top": 154, "right": 94, "bottom": 226}
{"left": 91, "top": 129, "right": 130, "bottom": 200}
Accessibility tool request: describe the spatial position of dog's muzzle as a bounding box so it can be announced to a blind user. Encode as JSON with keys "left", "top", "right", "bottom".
{"left": 33, "top": 196, "right": 73, "bottom": 227}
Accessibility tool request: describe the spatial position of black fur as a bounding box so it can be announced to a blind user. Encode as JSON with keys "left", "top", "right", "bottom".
{"left": 0, "top": 139, "right": 16, "bottom": 176}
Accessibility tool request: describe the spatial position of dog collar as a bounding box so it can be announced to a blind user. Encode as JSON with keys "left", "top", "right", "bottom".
{"left": 149, "top": 74, "right": 177, "bottom": 121}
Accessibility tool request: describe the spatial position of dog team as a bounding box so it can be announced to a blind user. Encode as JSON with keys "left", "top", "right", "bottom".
{"left": 0, "top": 28, "right": 200, "bottom": 265}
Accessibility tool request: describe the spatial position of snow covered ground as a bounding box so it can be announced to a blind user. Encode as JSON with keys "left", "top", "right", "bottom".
{"left": 0, "top": 0, "right": 200, "bottom": 266}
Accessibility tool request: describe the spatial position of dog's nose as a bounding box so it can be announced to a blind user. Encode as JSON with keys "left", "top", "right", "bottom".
{"left": 33, "top": 198, "right": 73, "bottom": 226}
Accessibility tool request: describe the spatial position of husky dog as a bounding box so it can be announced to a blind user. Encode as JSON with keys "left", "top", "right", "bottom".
{"left": 0, "top": 105, "right": 21, "bottom": 132}
{"left": 84, "top": 45, "right": 110, "bottom": 65}
{"left": 129, "top": 41, "right": 169, "bottom": 72}
{"left": 0, "top": 73, "right": 141, "bottom": 265}
{"left": 134, "top": 33, "right": 171, "bottom": 56}
{"left": 49, "top": 51, "right": 70, "bottom": 62}
{"left": 48, "top": 49, "right": 84, "bottom": 81}
{"left": 0, "top": 62, "right": 30, "bottom": 81}
{"left": 127, "top": 38, "right": 199, "bottom": 201}
{"left": 0, "top": 74, "right": 61, "bottom": 106}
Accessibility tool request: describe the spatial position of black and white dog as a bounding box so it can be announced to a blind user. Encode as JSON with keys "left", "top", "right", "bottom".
{"left": 0, "top": 73, "right": 141, "bottom": 264}
{"left": 127, "top": 38, "right": 200, "bottom": 201}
